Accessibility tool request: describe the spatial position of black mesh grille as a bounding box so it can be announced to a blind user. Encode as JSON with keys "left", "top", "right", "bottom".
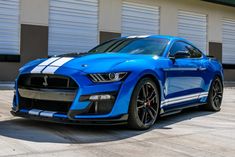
{"left": 17, "top": 74, "right": 78, "bottom": 114}
{"left": 18, "top": 74, "right": 78, "bottom": 89}
{"left": 19, "top": 97, "right": 72, "bottom": 113}
{"left": 86, "top": 100, "right": 115, "bottom": 115}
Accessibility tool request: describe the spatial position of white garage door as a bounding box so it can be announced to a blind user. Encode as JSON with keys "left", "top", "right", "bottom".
{"left": 178, "top": 10, "right": 207, "bottom": 54}
{"left": 222, "top": 19, "right": 235, "bottom": 64}
{"left": 121, "top": 2, "right": 160, "bottom": 36}
{"left": 0, "top": 0, "right": 20, "bottom": 54}
{"left": 48, "top": 0, "right": 98, "bottom": 56}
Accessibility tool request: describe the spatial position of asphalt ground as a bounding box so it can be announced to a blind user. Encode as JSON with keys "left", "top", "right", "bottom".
{"left": 0, "top": 88, "right": 235, "bottom": 157}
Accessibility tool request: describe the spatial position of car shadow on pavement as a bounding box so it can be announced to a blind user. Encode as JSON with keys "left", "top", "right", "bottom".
{"left": 0, "top": 107, "right": 214, "bottom": 144}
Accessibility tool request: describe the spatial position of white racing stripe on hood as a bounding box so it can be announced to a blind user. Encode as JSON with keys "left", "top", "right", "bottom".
{"left": 31, "top": 57, "right": 60, "bottom": 73}
{"left": 50, "top": 57, "right": 74, "bottom": 66}
{"left": 42, "top": 57, "right": 74, "bottom": 74}
{"left": 31, "top": 65, "right": 47, "bottom": 73}
{"left": 39, "top": 57, "right": 60, "bottom": 66}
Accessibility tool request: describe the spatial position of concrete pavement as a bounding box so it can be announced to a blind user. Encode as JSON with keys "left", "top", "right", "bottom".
{"left": 0, "top": 89, "right": 235, "bottom": 157}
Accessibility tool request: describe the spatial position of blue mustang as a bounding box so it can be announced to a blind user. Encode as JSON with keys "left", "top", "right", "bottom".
{"left": 11, "top": 35, "right": 224, "bottom": 129}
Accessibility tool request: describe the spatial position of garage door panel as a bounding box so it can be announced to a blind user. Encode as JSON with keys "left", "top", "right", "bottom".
{"left": 178, "top": 30, "right": 206, "bottom": 37}
{"left": 0, "top": 0, "right": 19, "bottom": 55}
{"left": 49, "top": 0, "right": 98, "bottom": 55}
{"left": 122, "top": 2, "right": 159, "bottom": 36}
{"left": 123, "top": 11, "right": 159, "bottom": 19}
{"left": 123, "top": 22, "right": 159, "bottom": 30}
{"left": 179, "top": 20, "right": 206, "bottom": 27}
{"left": 178, "top": 10, "right": 207, "bottom": 53}
{"left": 123, "top": 3, "right": 158, "bottom": 12}
{"left": 223, "top": 19, "right": 235, "bottom": 64}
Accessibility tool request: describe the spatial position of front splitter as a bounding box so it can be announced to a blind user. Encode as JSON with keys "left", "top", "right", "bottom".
{"left": 10, "top": 110, "right": 128, "bottom": 126}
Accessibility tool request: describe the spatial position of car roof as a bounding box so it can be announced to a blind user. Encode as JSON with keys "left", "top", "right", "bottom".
{"left": 122, "top": 34, "right": 187, "bottom": 42}
{"left": 121, "top": 34, "right": 194, "bottom": 46}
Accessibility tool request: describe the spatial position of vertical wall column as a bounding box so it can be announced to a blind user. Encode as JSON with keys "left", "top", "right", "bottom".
{"left": 208, "top": 11, "right": 223, "bottom": 61}
{"left": 159, "top": 0, "right": 178, "bottom": 36}
{"left": 20, "top": 0, "right": 49, "bottom": 62}
{"left": 0, "top": 0, "right": 49, "bottom": 81}
{"left": 99, "top": 0, "right": 122, "bottom": 43}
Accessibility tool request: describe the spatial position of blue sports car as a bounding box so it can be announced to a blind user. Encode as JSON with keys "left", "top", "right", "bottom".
{"left": 11, "top": 35, "right": 224, "bottom": 130}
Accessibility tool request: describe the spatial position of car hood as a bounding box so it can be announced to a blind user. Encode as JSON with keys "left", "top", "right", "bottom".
{"left": 21, "top": 53, "right": 160, "bottom": 74}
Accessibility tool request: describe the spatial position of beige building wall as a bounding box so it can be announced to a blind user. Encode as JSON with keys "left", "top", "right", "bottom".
{"left": 99, "top": 0, "right": 122, "bottom": 33}
{"left": 1, "top": 0, "right": 235, "bottom": 81}
{"left": 21, "top": 0, "right": 49, "bottom": 26}
{"left": 99, "top": 0, "right": 235, "bottom": 81}
{"left": 100, "top": 0, "right": 235, "bottom": 42}
{"left": 0, "top": 0, "right": 49, "bottom": 81}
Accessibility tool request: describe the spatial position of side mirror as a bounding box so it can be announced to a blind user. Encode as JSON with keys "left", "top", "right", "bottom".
{"left": 169, "top": 51, "right": 190, "bottom": 60}
{"left": 174, "top": 51, "right": 190, "bottom": 59}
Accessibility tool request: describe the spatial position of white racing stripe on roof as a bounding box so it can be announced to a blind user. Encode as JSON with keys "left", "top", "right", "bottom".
{"left": 127, "top": 35, "right": 150, "bottom": 38}
{"left": 137, "top": 35, "right": 150, "bottom": 38}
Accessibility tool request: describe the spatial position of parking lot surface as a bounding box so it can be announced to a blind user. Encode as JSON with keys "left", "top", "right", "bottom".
{"left": 0, "top": 88, "right": 235, "bottom": 157}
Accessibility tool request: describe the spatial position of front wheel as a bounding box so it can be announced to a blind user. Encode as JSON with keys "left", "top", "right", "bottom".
{"left": 128, "top": 78, "right": 160, "bottom": 130}
{"left": 204, "top": 77, "right": 223, "bottom": 111}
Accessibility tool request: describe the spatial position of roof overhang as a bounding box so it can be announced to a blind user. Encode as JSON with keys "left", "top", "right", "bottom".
{"left": 203, "top": 0, "right": 235, "bottom": 7}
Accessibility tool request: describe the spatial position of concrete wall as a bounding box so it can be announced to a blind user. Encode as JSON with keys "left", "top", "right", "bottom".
{"left": 99, "top": 0, "right": 235, "bottom": 81}
{"left": 100, "top": 0, "right": 235, "bottom": 43}
{"left": 20, "top": 0, "right": 49, "bottom": 26}
{"left": 1, "top": 0, "right": 235, "bottom": 81}
{"left": 0, "top": 0, "right": 49, "bottom": 81}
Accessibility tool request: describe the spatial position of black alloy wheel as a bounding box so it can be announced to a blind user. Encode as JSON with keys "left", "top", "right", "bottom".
{"left": 205, "top": 77, "right": 223, "bottom": 111}
{"left": 128, "top": 78, "right": 159, "bottom": 130}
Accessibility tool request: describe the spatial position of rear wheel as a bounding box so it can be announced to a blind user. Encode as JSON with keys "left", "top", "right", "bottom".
{"left": 128, "top": 78, "right": 160, "bottom": 130}
{"left": 205, "top": 77, "right": 223, "bottom": 111}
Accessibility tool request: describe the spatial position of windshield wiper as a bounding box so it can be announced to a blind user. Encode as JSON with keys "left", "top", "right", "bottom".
{"left": 55, "top": 52, "right": 88, "bottom": 57}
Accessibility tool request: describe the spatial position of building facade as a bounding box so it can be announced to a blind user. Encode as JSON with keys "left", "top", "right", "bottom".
{"left": 0, "top": 0, "right": 235, "bottom": 81}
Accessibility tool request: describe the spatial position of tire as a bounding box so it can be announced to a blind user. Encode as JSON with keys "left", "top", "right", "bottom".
{"left": 128, "top": 78, "right": 160, "bottom": 130}
{"left": 204, "top": 77, "right": 223, "bottom": 111}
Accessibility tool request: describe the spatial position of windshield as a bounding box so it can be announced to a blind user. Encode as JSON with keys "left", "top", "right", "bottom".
{"left": 88, "top": 38, "right": 169, "bottom": 56}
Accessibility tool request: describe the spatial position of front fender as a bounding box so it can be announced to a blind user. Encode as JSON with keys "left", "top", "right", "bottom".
{"left": 110, "top": 69, "right": 164, "bottom": 115}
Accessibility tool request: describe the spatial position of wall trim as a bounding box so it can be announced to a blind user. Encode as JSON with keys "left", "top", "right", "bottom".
{"left": 0, "top": 54, "right": 20, "bottom": 62}
{"left": 223, "top": 64, "right": 235, "bottom": 69}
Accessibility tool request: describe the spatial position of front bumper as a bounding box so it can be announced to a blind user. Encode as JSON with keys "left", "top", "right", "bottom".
{"left": 13, "top": 69, "right": 136, "bottom": 123}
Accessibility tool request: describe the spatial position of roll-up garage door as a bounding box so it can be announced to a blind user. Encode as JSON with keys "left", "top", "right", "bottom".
{"left": 178, "top": 10, "right": 207, "bottom": 54}
{"left": 0, "top": 0, "right": 20, "bottom": 54}
{"left": 121, "top": 2, "right": 160, "bottom": 36}
{"left": 48, "top": 0, "right": 98, "bottom": 56}
{"left": 222, "top": 19, "right": 235, "bottom": 64}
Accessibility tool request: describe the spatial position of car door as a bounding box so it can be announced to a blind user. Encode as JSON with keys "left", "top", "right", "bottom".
{"left": 163, "top": 41, "right": 205, "bottom": 108}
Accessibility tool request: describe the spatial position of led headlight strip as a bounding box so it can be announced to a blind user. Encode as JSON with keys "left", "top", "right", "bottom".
{"left": 89, "top": 72, "right": 128, "bottom": 83}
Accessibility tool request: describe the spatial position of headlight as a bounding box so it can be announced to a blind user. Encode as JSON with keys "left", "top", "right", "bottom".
{"left": 89, "top": 72, "right": 128, "bottom": 83}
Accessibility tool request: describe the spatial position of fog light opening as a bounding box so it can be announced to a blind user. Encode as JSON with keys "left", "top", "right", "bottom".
{"left": 89, "top": 94, "right": 113, "bottom": 101}
{"left": 94, "top": 102, "right": 98, "bottom": 113}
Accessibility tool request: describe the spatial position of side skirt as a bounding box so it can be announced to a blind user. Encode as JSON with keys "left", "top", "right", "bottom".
{"left": 160, "top": 103, "right": 206, "bottom": 117}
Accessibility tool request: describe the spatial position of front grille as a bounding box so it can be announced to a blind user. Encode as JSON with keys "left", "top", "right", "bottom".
{"left": 17, "top": 74, "right": 78, "bottom": 114}
{"left": 19, "top": 97, "right": 71, "bottom": 113}
{"left": 18, "top": 74, "right": 78, "bottom": 89}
